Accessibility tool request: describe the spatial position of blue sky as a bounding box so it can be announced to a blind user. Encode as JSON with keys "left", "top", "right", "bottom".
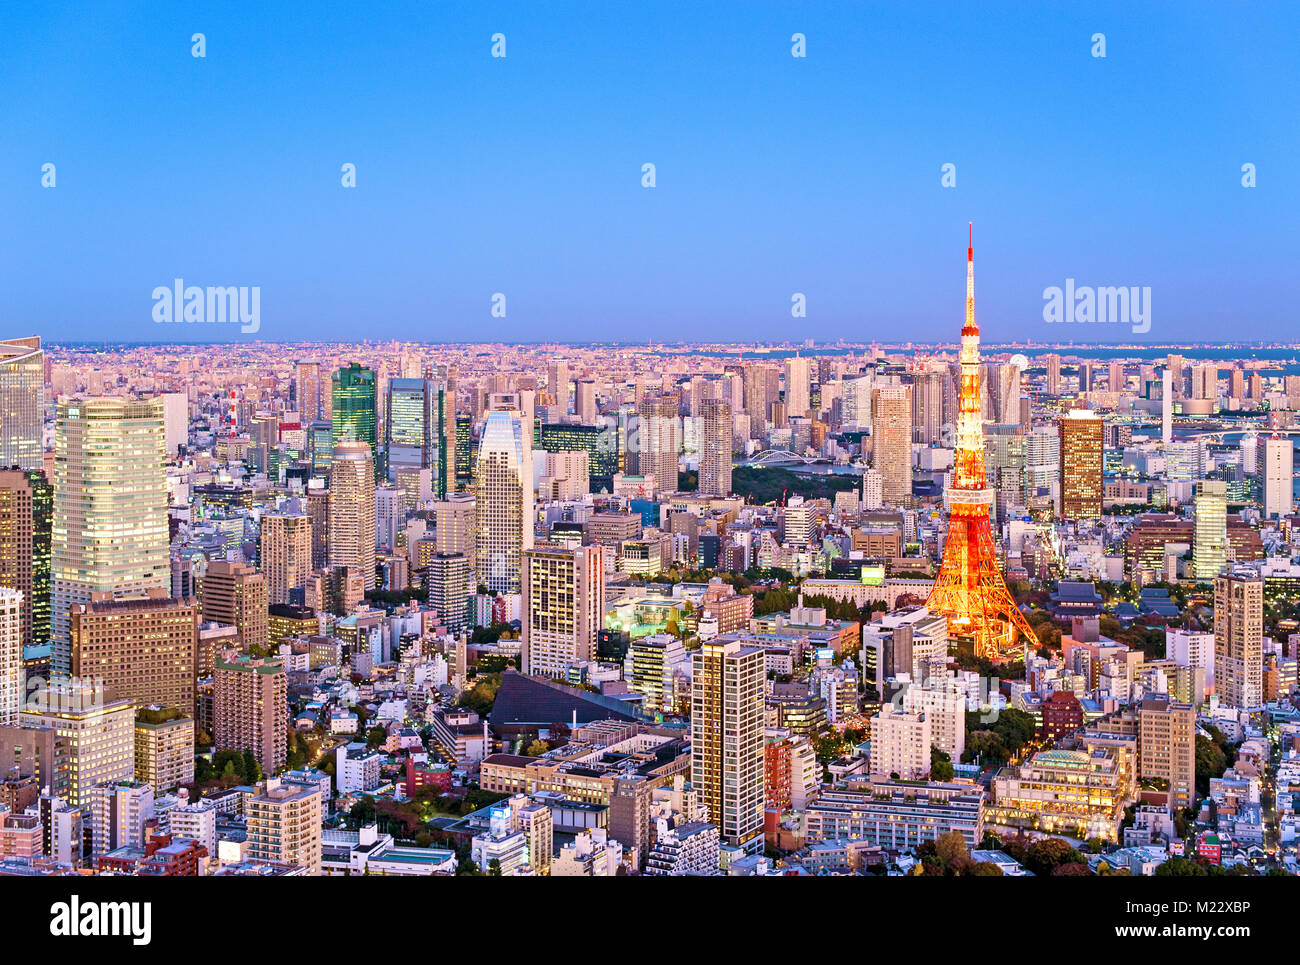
{"left": 2, "top": 1, "right": 1296, "bottom": 344}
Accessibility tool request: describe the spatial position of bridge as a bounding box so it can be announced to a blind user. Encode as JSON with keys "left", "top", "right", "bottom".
{"left": 744, "top": 449, "right": 832, "bottom": 467}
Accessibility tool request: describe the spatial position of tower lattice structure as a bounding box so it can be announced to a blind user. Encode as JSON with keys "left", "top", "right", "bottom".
{"left": 926, "top": 226, "right": 1039, "bottom": 660}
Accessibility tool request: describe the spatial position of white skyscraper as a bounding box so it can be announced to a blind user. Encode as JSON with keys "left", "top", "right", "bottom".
{"left": 861, "top": 467, "right": 883, "bottom": 511}
{"left": 1161, "top": 368, "right": 1173, "bottom": 444}
{"left": 1259, "top": 433, "right": 1294, "bottom": 519}
{"left": 475, "top": 408, "right": 534, "bottom": 594}
{"left": 0, "top": 588, "right": 21, "bottom": 726}
{"left": 784, "top": 357, "right": 812, "bottom": 419}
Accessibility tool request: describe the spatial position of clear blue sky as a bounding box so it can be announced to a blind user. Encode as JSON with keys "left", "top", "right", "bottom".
{"left": 2, "top": 1, "right": 1296, "bottom": 344}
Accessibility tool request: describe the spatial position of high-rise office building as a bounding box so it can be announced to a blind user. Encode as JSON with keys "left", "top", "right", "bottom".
{"left": 426, "top": 553, "right": 469, "bottom": 633}
{"left": 1193, "top": 480, "right": 1228, "bottom": 581}
{"left": 329, "top": 442, "right": 377, "bottom": 590}
{"left": 1258, "top": 433, "right": 1294, "bottom": 519}
{"left": 691, "top": 639, "right": 764, "bottom": 855}
{"left": 214, "top": 657, "right": 287, "bottom": 774}
{"left": 784, "top": 357, "right": 812, "bottom": 419}
{"left": 911, "top": 371, "right": 944, "bottom": 442}
{"left": 0, "top": 336, "right": 44, "bottom": 472}
{"left": 548, "top": 359, "right": 571, "bottom": 414}
{"left": 1214, "top": 573, "right": 1263, "bottom": 710}
{"left": 433, "top": 378, "right": 456, "bottom": 498}
{"left": 1058, "top": 410, "right": 1103, "bottom": 520}
{"left": 385, "top": 377, "right": 437, "bottom": 482}
{"left": 260, "top": 512, "right": 313, "bottom": 606}
{"left": 22, "top": 688, "right": 135, "bottom": 808}
{"left": 294, "top": 361, "right": 322, "bottom": 423}
{"left": 636, "top": 394, "right": 681, "bottom": 497}
{"left": 51, "top": 397, "right": 170, "bottom": 677}
{"left": 330, "top": 363, "right": 378, "bottom": 467}
{"left": 1044, "top": 353, "right": 1061, "bottom": 395}
{"left": 1161, "top": 368, "right": 1173, "bottom": 444}
{"left": 870, "top": 386, "right": 912, "bottom": 506}
{"left": 743, "top": 364, "right": 779, "bottom": 437}
{"left": 0, "top": 589, "right": 20, "bottom": 726}
{"left": 0, "top": 468, "right": 52, "bottom": 648}
{"left": 474, "top": 408, "right": 533, "bottom": 594}
{"left": 574, "top": 380, "right": 598, "bottom": 425}
{"left": 697, "top": 398, "right": 733, "bottom": 497}
{"left": 200, "top": 560, "right": 269, "bottom": 653}
{"left": 1191, "top": 364, "right": 1218, "bottom": 401}
{"left": 70, "top": 589, "right": 198, "bottom": 714}
{"left": 521, "top": 545, "right": 605, "bottom": 678}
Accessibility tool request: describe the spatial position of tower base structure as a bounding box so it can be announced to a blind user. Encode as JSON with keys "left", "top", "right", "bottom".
{"left": 927, "top": 489, "right": 1038, "bottom": 661}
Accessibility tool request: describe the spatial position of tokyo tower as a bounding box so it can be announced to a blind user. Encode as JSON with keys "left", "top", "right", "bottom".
{"left": 925, "top": 226, "right": 1039, "bottom": 660}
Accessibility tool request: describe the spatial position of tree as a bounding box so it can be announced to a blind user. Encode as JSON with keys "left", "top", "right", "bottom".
{"left": 1051, "top": 861, "right": 1092, "bottom": 876}
{"left": 346, "top": 795, "right": 377, "bottom": 830}
{"left": 241, "top": 750, "right": 263, "bottom": 785}
{"left": 488, "top": 857, "right": 503, "bottom": 877}
{"left": 969, "top": 862, "right": 1004, "bottom": 876}
{"left": 1195, "top": 734, "right": 1228, "bottom": 795}
{"left": 933, "top": 831, "right": 968, "bottom": 868}
{"left": 365, "top": 725, "right": 388, "bottom": 750}
{"left": 1024, "top": 837, "right": 1086, "bottom": 877}
{"left": 930, "top": 746, "right": 955, "bottom": 782}
{"left": 525, "top": 738, "right": 549, "bottom": 757}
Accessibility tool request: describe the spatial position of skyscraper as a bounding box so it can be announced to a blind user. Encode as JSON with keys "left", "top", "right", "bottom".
{"left": 201, "top": 560, "right": 269, "bottom": 653}
{"left": 0, "top": 468, "right": 52, "bottom": 648}
{"left": 912, "top": 370, "right": 944, "bottom": 442}
{"left": 1044, "top": 353, "right": 1061, "bottom": 395}
{"left": 214, "top": 657, "right": 287, "bottom": 774}
{"left": 1259, "top": 432, "right": 1294, "bottom": 519}
{"left": 1214, "top": 573, "right": 1263, "bottom": 710}
{"left": 474, "top": 408, "right": 533, "bottom": 594}
{"left": 574, "top": 380, "right": 598, "bottom": 425}
{"left": 691, "top": 639, "right": 764, "bottom": 855}
{"left": 521, "top": 544, "right": 605, "bottom": 677}
{"left": 870, "top": 386, "right": 912, "bottom": 506}
{"left": 426, "top": 553, "right": 469, "bottom": 633}
{"left": 784, "top": 356, "right": 811, "bottom": 419}
{"left": 1193, "top": 480, "right": 1228, "bottom": 581}
{"left": 51, "top": 397, "right": 170, "bottom": 677}
{"left": 636, "top": 394, "right": 681, "bottom": 497}
{"left": 259, "top": 512, "right": 313, "bottom": 606}
{"left": 385, "top": 377, "right": 436, "bottom": 482}
{"left": 0, "top": 588, "right": 20, "bottom": 726}
{"left": 697, "top": 398, "right": 733, "bottom": 497}
{"left": 1058, "top": 410, "right": 1103, "bottom": 520}
{"left": 0, "top": 336, "right": 44, "bottom": 472}
{"left": 70, "top": 589, "right": 198, "bottom": 715}
{"left": 331, "top": 362, "right": 378, "bottom": 467}
{"left": 329, "top": 442, "right": 377, "bottom": 590}
{"left": 294, "top": 361, "right": 322, "bottom": 423}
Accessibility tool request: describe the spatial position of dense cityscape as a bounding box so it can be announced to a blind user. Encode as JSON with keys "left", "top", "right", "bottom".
{"left": 0, "top": 225, "right": 1294, "bottom": 891}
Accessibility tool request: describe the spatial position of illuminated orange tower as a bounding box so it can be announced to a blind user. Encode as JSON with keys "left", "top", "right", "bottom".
{"left": 926, "top": 226, "right": 1038, "bottom": 660}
